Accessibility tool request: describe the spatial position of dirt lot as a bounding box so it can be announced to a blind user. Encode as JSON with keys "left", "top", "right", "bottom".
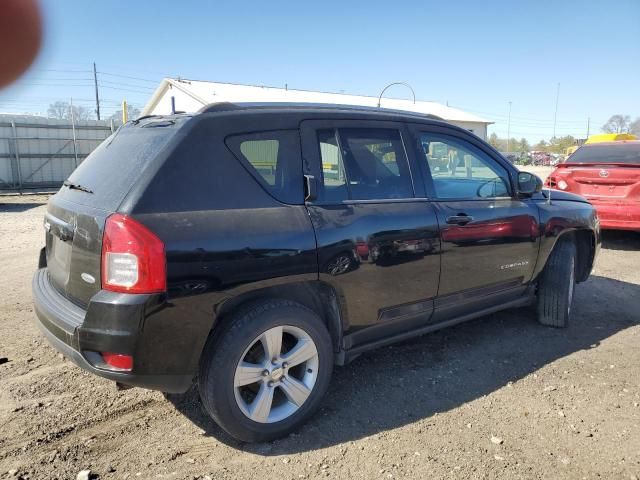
{"left": 1, "top": 190, "right": 639, "bottom": 480}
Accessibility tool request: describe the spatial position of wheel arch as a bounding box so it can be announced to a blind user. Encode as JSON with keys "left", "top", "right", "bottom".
{"left": 535, "top": 228, "right": 595, "bottom": 283}
{"left": 210, "top": 281, "right": 346, "bottom": 363}
{"left": 573, "top": 229, "right": 596, "bottom": 282}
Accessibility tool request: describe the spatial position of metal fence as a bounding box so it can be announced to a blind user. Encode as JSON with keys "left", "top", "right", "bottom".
{"left": 0, "top": 114, "right": 115, "bottom": 193}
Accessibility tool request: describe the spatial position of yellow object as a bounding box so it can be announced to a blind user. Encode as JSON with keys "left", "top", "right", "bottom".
{"left": 122, "top": 100, "right": 128, "bottom": 123}
{"left": 566, "top": 145, "right": 579, "bottom": 156}
{"left": 585, "top": 133, "right": 637, "bottom": 144}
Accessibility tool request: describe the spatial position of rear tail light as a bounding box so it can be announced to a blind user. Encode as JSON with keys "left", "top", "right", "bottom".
{"left": 101, "top": 352, "right": 133, "bottom": 371}
{"left": 102, "top": 213, "right": 166, "bottom": 294}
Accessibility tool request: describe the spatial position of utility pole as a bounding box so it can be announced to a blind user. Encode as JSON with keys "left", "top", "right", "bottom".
{"left": 586, "top": 117, "right": 590, "bottom": 138}
{"left": 507, "top": 101, "right": 512, "bottom": 153}
{"left": 552, "top": 82, "right": 560, "bottom": 139}
{"left": 93, "top": 62, "right": 101, "bottom": 120}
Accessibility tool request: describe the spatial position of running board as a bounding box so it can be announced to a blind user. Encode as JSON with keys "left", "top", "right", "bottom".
{"left": 340, "top": 295, "right": 533, "bottom": 364}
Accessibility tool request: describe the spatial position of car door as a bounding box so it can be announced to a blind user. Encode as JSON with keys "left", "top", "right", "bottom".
{"left": 408, "top": 124, "right": 540, "bottom": 322}
{"left": 300, "top": 119, "right": 441, "bottom": 349}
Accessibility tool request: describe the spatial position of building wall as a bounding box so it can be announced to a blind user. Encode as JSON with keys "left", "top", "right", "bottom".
{"left": 449, "top": 121, "right": 487, "bottom": 140}
{"left": 150, "top": 87, "right": 207, "bottom": 116}
{"left": 150, "top": 88, "right": 488, "bottom": 140}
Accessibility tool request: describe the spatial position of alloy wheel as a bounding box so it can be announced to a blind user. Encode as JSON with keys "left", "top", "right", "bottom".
{"left": 233, "top": 325, "right": 319, "bottom": 423}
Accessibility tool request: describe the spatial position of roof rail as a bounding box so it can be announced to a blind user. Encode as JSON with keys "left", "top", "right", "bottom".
{"left": 198, "top": 102, "right": 244, "bottom": 114}
{"left": 197, "top": 102, "right": 445, "bottom": 121}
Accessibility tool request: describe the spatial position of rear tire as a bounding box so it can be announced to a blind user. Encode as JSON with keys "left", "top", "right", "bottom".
{"left": 537, "top": 238, "right": 576, "bottom": 328}
{"left": 198, "top": 299, "right": 333, "bottom": 442}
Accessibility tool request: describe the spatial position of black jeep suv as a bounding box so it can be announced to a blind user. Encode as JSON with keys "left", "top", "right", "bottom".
{"left": 33, "top": 103, "right": 600, "bottom": 442}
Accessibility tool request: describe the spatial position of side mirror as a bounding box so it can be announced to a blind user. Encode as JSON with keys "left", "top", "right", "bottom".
{"left": 517, "top": 171, "right": 543, "bottom": 196}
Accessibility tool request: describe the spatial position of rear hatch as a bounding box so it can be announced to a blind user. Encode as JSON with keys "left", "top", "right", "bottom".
{"left": 550, "top": 142, "right": 640, "bottom": 203}
{"left": 44, "top": 117, "right": 184, "bottom": 307}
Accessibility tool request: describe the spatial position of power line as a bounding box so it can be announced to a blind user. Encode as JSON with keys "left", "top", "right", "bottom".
{"left": 450, "top": 103, "right": 602, "bottom": 125}
{"left": 32, "top": 68, "right": 92, "bottom": 74}
{"left": 9, "top": 82, "right": 94, "bottom": 87}
{"left": 97, "top": 71, "right": 159, "bottom": 84}
{"left": 98, "top": 85, "right": 156, "bottom": 95}
{"left": 22, "top": 77, "right": 94, "bottom": 82}
{"left": 98, "top": 79, "right": 155, "bottom": 91}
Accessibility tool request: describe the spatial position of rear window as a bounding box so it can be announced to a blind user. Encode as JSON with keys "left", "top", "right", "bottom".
{"left": 568, "top": 143, "right": 640, "bottom": 164}
{"left": 226, "top": 130, "right": 303, "bottom": 204}
{"left": 316, "top": 128, "right": 414, "bottom": 202}
{"left": 61, "top": 121, "right": 181, "bottom": 211}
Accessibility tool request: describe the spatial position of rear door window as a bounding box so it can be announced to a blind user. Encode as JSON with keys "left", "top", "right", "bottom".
{"left": 315, "top": 128, "right": 414, "bottom": 202}
{"left": 226, "top": 130, "right": 303, "bottom": 204}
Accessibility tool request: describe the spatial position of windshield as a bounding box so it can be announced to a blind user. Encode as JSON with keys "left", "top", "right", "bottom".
{"left": 567, "top": 143, "right": 640, "bottom": 165}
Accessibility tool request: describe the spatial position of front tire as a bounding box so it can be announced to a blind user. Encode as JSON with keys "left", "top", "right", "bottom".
{"left": 198, "top": 300, "right": 333, "bottom": 442}
{"left": 537, "top": 238, "right": 576, "bottom": 328}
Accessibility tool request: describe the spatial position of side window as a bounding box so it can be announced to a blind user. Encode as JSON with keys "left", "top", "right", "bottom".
{"left": 418, "top": 133, "right": 510, "bottom": 199}
{"left": 316, "top": 128, "right": 414, "bottom": 202}
{"left": 226, "top": 130, "right": 302, "bottom": 204}
{"left": 318, "top": 129, "right": 349, "bottom": 202}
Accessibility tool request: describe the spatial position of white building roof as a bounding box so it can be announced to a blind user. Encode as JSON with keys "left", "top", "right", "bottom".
{"left": 142, "top": 78, "right": 492, "bottom": 124}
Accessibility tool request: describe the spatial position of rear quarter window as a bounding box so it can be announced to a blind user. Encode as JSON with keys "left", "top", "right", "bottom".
{"left": 226, "top": 130, "right": 303, "bottom": 204}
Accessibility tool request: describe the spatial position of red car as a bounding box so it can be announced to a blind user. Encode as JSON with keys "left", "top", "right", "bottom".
{"left": 546, "top": 141, "right": 640, "bottom": 231}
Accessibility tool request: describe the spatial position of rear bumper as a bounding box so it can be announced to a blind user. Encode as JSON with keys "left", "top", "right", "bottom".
{"left": 32, "top": 268, "right": 193, "bottom": 393}
{"left": 591, "top": 201, "right": 640, "bottom": 231}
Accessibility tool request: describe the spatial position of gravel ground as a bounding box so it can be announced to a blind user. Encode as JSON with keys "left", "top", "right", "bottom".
{"left": 0, "top": 192, "right": 639, "bottom": 480}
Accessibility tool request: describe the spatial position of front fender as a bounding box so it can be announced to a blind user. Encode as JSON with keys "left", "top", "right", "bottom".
{"left": 531, "top": 199, "right": 600, "bottom": 282}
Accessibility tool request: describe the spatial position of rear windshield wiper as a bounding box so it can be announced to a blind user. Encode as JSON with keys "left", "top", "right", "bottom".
{"left": 63, "top": 181, "right": 93, "bottom": 194}
{"left": 132, "top": 115, "right": 161, "bottom": 125}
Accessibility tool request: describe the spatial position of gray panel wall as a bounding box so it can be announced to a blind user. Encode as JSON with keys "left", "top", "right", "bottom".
{"left": 0, "top": 114, "right": 114, "bottom": 192}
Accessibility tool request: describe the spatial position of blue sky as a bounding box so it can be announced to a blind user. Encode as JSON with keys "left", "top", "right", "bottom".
{"left": 1, "top": 0, "right": 638, "bottom": 142}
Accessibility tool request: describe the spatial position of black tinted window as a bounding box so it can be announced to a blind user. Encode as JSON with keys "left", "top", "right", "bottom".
{"left": 316, "top": 128, "right": 413, "bottom": 202}
{"left": 226, "top": 130, "right": 303, "bottom": 204}
{"left": 568, "top": 143, "right": 640, "bottom": 164}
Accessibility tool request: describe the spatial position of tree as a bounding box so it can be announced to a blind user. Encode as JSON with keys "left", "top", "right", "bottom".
{"left": 488, "top": 132, "right": 500, "bottom": 149}
{"left": 533, "top": 139, "right": 548, "bottom": 151}
{"left": 109, "top": 105, "right": 141, "bottom": 123}
{"left": 602, "top": 114, "right": 631, "bottom": 134}
{"left": 47, "top": 101, "right": 68, "bottom": 119}
{"left": 547, "top": 135, "right": 576, "bottom": 154}
{"left": 488, "top": 134, "right": 530, "bottom": 153}
{"left": 517, "top": 137, "right": 531, "bottom": 152}
{"left": 630, "top": 118, "right": 640, "bottom": 137}
{"left": 47, "top": 101, "right": 91, "bottom": 121}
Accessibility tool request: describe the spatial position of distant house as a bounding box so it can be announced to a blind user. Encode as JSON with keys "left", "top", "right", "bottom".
{"left": 142, "top": 79, "right": 493, "bottom": 139}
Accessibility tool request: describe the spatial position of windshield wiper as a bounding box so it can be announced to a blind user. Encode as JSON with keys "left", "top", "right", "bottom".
{"left": 63, "top": 181, "right": 93, "bottom": 194}
{"left": 132, "top": 114, "right": 162, "bottom": 125}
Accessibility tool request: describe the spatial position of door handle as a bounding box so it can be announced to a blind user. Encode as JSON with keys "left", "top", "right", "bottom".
{"left": 446, "top": 214, "right": 473, "bottom": 226}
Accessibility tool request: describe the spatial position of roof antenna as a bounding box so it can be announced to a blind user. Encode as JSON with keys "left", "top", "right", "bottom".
{"left": 546, "top": 181, "right": 552, "bottom": 205}
{"left": 377, "top": 82, "right": 416, "bottom": 108}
